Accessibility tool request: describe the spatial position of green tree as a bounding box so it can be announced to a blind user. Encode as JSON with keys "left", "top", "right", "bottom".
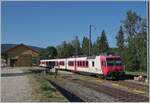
{"left": 56, "top": 41, "right": 74, "bottom": 58}
{"left": 46, "top": 46, "right": 58, "bottom": 58}
{"left": 39, "top": 46, "right": 57, "bottom": 59}
{"left": 93, "top": 36, "right": 101, "bottom": 55}
{"left": 135, "top": 19, "right": 147, "bottom": 71}
{"left": 122, "top": 10, "right": 147, "bottom": 72}
{"left": 71, "top": 36, "right": 81, "bottom": 56}
{"left": 123, "top": 10, "right": 142, "bottom": 39}
{"left": 65, "top": 42, "right": 74, "bottom": 57}
{"left": 115, "top": 26, "right": 125, "bottom": 60}
{"left": 81, "top": 37, "right": 89, "bottom": 56}
{"left": 116, "top": 26, "right": 125, "bottom": 50}
{"left": 99, "top": 30, "right": 109, "bottom": 53}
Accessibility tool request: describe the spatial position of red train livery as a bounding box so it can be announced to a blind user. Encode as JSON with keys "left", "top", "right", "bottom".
{"left": 40, "top": 54, "right": 125, "bottom": 78}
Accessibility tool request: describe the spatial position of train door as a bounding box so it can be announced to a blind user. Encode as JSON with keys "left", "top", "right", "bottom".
{"left": 94, "top": 56, "right": 102, "bottom": 74}
{"left": 65, "top": 59, "right": 67, "bottom": 69}
{"left": 88, "top": 59, "right": 96, "bottom": 73}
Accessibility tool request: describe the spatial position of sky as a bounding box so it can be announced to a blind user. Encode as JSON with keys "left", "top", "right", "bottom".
{"left": 2, "top": 1, "right": 147, "bottom": 48}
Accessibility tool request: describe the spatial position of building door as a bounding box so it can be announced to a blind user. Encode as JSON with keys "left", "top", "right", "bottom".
{"left": 10, "top": 59, "right": 18, "bottom": 67}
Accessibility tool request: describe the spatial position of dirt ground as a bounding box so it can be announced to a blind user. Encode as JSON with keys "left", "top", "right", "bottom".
{"left": 1, "top": 67, "right": 33, "bottom": 102}
{"left": 1, "top": 67, "right": 148, "bottom": 102}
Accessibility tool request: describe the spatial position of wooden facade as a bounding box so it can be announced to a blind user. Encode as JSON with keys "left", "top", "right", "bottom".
{"left": 5, "top": 44, "right": 39, "bottom": 67}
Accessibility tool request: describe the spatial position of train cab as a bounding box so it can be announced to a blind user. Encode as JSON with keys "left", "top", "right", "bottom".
{"left": 100, "top": 55, "right": 125, "bottom": 78}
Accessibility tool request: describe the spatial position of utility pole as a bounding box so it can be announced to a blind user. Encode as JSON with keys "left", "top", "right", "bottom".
{"left": 89, "top": 25, "right": 96, "bottom": 56}
{"left": 89, "top": 25, "right": 91, "bottom": 56}
{"left": 75, "top": 36, "right": 78, "bottom": 57}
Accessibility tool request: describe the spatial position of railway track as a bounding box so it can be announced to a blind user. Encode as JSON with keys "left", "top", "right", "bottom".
{"left": 47, "top": 78, "right": 118, "bottom": 102}
{"left": 60, "top": 73, "right": 148, "bottom": 93}
{"left": 57, "top": 74, "right": 149, "bottom": 102}
{"left": 45, "top": 72, "right": 149, "bottom": 102}
{"left": 111, "top": 80, "right": 149, "bottom": 92}
{"left": 69, "top": 78, "right": 149, "bottom": 102}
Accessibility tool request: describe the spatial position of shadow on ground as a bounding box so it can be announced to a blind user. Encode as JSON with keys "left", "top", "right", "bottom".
{"left": 49, "top": 80, "right": 84, "bottom": 102}
{"left": 1, "top": 72, "right": 35, "bottom": 77}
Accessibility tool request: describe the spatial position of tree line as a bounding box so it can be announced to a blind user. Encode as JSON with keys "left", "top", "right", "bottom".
{"left": 36, "top": 10, "right": 147, "bottom": 72}
{"left": 38, "top": 30, "right": 109, "bottom": 59}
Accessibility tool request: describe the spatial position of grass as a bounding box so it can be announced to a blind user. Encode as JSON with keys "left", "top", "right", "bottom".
{"left": 28, "top": 73, "right": 68, "bottom": 102}
{"left": 125, "top": 71, "right": 147, "bottom": 77}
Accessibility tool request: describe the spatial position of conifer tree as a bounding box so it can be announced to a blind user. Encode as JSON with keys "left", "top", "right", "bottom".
{"left": 81, "top": 36, "right": 89, "bottom": 56}
{"left": 99, "top": 30, "right": 109, "bottom": 53}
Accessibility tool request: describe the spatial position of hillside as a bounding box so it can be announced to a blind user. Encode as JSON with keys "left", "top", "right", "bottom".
{"left": 1, "top": 44, "right": 44, "bottom": 53}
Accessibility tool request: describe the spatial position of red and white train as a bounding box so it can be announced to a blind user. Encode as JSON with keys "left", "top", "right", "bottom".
{"left": 40, "top": 54, "right": 125, "bottom": 78}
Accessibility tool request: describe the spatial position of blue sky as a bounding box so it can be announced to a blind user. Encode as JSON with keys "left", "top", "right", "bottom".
{"left": 2, "top": 1, "right": 147, "bottom": 48}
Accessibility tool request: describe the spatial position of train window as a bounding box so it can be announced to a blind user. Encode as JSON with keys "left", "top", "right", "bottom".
{"left": 55, "top": 62, "right": 58, "bottom": 66}
{"left": 79, "top": 61, "right": 81, "bottom": 67}
{"left": 69, "top": 61, "right": 71, "bottom": 66}
{"left": 60, "top": 61, "right": 64, "bottom": 65}
{"left": 81, "top": 61, "right": 83, "bottom": 67}
{"left": 48, "top": 62, "right": 50, "bottom": 66}
{"left": 86, "top": 61, "right": 88, "bottom": 67}
{"left": 78, "top": 61, "right": 80, "bottom": 67}
{"left": 92, "top": 61, "right": 94, "bottom": 67}
{"left": 68, "top": 61, "right": 74, "bottom": 66}
{"left": 83, "top": 61, "right": 85, "bottom": 67}
{"left": 51, "top": 61, "right": 55, "bottom": 66}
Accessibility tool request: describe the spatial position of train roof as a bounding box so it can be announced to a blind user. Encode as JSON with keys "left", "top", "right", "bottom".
{"left": 40, "top": 54, "right": 121, "bottom": 61}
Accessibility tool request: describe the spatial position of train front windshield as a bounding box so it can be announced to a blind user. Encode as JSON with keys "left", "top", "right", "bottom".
{"left": 106, "top": 58, "right": 122, "bottom": 66}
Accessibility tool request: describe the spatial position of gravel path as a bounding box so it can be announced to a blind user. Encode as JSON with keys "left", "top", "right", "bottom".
{"left": 1, "top": 67, "right": 33, "bottom": 102}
